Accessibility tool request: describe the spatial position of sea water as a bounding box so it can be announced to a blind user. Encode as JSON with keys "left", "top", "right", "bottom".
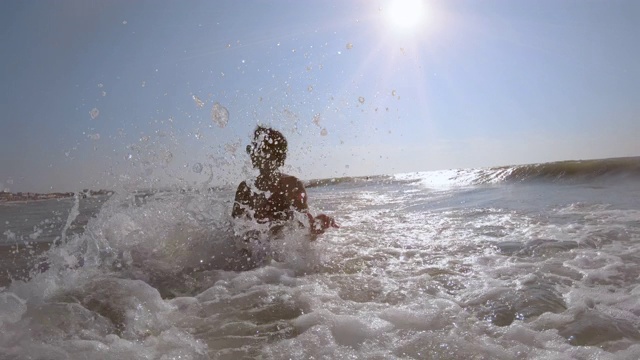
{"left": 1, "top": 158, "right": 640, "bottom": 359}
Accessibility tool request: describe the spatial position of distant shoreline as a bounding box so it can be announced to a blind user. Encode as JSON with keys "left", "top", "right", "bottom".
{"left": 0, "top": 189, "right": 113, "bottom": 203}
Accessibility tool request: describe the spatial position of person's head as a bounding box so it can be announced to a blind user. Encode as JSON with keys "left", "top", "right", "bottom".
{"left": 246, "top": 126, "right": 288, "bottom": 173}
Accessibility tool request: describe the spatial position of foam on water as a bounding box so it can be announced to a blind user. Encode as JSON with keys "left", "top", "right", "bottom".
{"left": 1, "top": 176, "right": 640, "bottom": 359}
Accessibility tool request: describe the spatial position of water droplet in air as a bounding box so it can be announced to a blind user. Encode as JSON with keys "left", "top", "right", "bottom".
{"left": 346, "top": 43, "right": 353, "bottom": 50}
{"left": 164, "top": 151, "right": 173, "bottom": 164}
{"left": 87, "top": 133, "right": 100, "bottom": 140}
{"left": 312, "top": 114, "right": 321, "bottom": 126}
{"left": 307, "top": 85, "right": 313, "bottom": 92}
{"left": 320, "top": 128, "right": 328, "bottom": 136}
{"left": 122, "top": 20, "right": 127, "bottom": 25}
{"left": 192, "top": 95, "right": 204, "bottom": 108}
{"left": 141, "top": 81, "right": 146, "bottom": 87}
{"left": 211, "top": 102, "right": 229, "bottom": 128}
{"left": 391, "top": 90, "right": 397, "bottom": 97}
{"left": 358, "top": 97, "right": 365, "bottom": 104}
{"left": 89, "top": 108, "right": 100, "bottom": 119}
{"left": 192, "top": 163, "right": 203, "bottom": 173}
{"left": 97, "top": 83, "right": 103, "bottom": 88}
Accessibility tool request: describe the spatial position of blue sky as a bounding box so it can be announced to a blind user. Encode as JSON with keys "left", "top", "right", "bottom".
{"left": 1, "top": 0, "right": 639, "bottom": 193}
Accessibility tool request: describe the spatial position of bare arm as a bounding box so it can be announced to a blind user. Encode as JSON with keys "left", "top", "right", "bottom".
{"left": 287, "top": 178, "right": 338, "bottom": 235}
{"left": 232, "top": 181, "right": 251, "bottom": 218}
{"left": 291, "top": 179, "right": 309, "bottom": 213}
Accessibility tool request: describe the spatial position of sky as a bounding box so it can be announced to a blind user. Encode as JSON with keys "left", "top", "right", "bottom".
{"left": 1, "top": 0, "right": 639, "bottom": 193}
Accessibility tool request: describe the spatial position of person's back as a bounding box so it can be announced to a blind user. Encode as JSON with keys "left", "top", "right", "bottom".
{"left": 232, "top": 173, "right": 306, "bottom": 224}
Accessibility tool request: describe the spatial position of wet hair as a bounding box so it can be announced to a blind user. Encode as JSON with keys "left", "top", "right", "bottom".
{"left": 248, "top": 126, "right": 288, "bottom": 169}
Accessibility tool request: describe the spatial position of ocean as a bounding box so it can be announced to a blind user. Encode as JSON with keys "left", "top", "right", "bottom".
{"left": 1, "top": 157, "right": 640, "bottom": 359}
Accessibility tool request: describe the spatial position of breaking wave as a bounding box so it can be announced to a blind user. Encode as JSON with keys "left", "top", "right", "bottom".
{"left": 307, "top": 157, "right": 640, "bottom": 189}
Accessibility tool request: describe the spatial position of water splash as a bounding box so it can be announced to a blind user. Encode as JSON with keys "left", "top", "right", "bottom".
{"left": 89, "top": 108, "right": 100, "bottom": 120}
{"left": 192, "top": 95, "right": 204, "bottom": 108}
{"left": 211, "top": 102, "right": 229, "bottom": 128}
{"left": 59, "top": 192, "right": 80, "bottom": 244}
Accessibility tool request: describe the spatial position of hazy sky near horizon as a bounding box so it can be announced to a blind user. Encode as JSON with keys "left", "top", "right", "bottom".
{"left": 1, "top": 0, "right": 639, "bottom": 193}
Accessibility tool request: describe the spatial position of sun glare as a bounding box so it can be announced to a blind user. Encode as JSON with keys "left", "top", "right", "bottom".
{"left": 386, "top": 0, "right": 426, "bottom": 33}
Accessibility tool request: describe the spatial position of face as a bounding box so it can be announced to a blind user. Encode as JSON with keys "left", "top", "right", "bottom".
{"left": 246, "top": 132, "right": 279, "bottom": 171}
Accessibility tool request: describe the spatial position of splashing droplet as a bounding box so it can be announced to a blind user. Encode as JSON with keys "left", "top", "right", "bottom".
{"left": 89, "top": 108, "right": 100, "bottom": 120}
{"left": 358, "top": 97, "right": 365, "bottom": 104}
{"left": 192, "top": 162, "right": 203, "bottom": 173}
{"left": 307, "top": 85, "right": 314, "bottom": 92}
{"left": 164, "top": 151, "right": 173, "bottom": 164}
{"left": 87, "top": 133, "right": 100, "bottom": 140}
{"left": 391, "top": 90, "right": 397, "bottom": 97}
{"left": 192, "top": 95, "right": 204, "bottom": 108}
{"left": 211, "top": 102, "right": 229, "bottom": 128}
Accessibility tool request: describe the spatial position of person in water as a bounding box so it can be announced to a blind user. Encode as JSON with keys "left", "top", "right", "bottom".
{"left": 232, "top": 126, "right": 338, "bottom": 235}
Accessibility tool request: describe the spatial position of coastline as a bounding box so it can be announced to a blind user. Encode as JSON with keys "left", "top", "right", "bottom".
{"left": 0, "top": 189, "right": 112, "bottom": 203}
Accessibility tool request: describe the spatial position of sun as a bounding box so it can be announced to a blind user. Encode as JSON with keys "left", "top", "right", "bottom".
{"left": 385, "top": 0, "right": 426, "bottom": 33}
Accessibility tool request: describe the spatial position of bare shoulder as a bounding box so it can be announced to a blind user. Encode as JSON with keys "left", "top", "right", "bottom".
{"left": 232, "top": 181, "right": 251, "bottom": 218}
{"left": 235, "top": 180, "right": 249, "bottom": 193}
{"left": 280, "top": 173, "right": 308, "bottom": 211}
{"left": 279, "top": 173, "right": 304, "bottom": 190}
{"left": 234, "top": 181, "right": 252, "bottom": 201}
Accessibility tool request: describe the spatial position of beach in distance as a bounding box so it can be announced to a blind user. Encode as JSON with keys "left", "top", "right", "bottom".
{"left": 1, "top": 156, "right": 640, "bottom": 358}
{"left": 0, "top": 189, "right": 113, "bottom": 203}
